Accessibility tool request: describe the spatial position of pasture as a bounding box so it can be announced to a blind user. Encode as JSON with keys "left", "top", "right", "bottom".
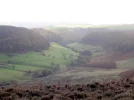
{"left": 0, "top": 43, "right": 78, "bottom": 82}
{"left": 67, "top": 43, "right": 105, "bottom": 56}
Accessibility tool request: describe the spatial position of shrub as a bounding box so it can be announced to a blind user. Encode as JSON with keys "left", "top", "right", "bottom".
{"left": 50, "top": 61, "right": 55, "bottom": 67}
{"left": 53, "top": 64, "right": 60, "bottom": 72}
{"left": 41, "top": 69, "right": 53, "bottom": 77}
{"left": 80, "top": 50, "right": 92, "bottom": 56}
{"left": 32, "top": 71, "right": 42, "bottom": 78}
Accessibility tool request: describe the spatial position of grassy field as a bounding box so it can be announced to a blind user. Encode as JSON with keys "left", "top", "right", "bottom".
{"left": 0, "top": 68, "right": 30, "bottom": 82}
{"left": 67, "top": 43, "right": 105, "bottom": 56}
{"left": 12, "top": 65, "right": 43, "bottom": 72}
{"left": 8, "top": 42, "right": 78, "bottom": 66}
{"left": 116, "top": 57, "right": 134, "bottom": 69}
{"left": 0, "top": 42, "right": 78, "bottom": 82}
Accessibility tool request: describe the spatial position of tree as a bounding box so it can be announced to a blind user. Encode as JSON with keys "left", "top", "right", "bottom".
{"left": 50, "top": 61, "right": 55, "bottom": 67}
{"left": 41, "top": 69, "right": 53, "bottom": 77}
{"left": 69, "top": 54, "right": 74, "bottom": 66}
{"left": 80, "top": 50, "right": 92, "bottom": 56}
{"left": 77, "top": 50, "right": 92, "bottom": 65}
{"left": 53, "top": 64, "right": 60, "bottom": 72}
{"left": 32, "top": 71, "right": 41, "bottom": 78}
{"left": 12, "top": 64, "right": 15, "bottom": 70}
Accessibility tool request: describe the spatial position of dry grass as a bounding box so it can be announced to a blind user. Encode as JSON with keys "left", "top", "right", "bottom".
{"left": 1, "top": 78, "right": 134, "bottom": 100}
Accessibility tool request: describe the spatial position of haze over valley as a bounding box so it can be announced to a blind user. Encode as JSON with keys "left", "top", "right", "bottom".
{"left": 1, "top": 0, "right": 134, "bottom": 99}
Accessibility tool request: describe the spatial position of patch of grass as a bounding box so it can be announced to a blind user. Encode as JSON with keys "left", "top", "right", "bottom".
{"left": 8, "top": 42, "right": 78, "bottom": 67}
{"left": 116, "top": 58, "right": 134, "bottom": 69}
{"left": 12, "top": 64, "right": 43, "bottom": 72}
{"left": 67, "top": 43, "right": 105, "bottom": 56}
{"left": 0, "top": 68, "right": 30, "bottom": 82}
{"left": 0, "top": 43, "right": 78, "bottom": 67}
{"left": 56, "top": 69, "right": 126, "bottom": 77}
{"left": 0, "top": 53, "right": 8, "bottom": 63}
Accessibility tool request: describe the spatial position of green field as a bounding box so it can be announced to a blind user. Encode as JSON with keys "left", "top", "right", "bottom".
{"left": 67, "top": 43, "right": 105, "bottom": 56}
{"left": 0, "top": 68, "right": 30, "bottom": 82}
{"left": 12, "top": 65, "right": 43, "bottom": 72}
{"left": 0, "top": 42, "right": 78, "bottom": 82}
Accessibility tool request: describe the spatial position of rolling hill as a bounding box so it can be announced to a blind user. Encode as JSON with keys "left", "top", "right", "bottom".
{"left": 81, "top": 30, "right": 134, "bottom": 54}
{"left": 0, "top": 26, "right": 50, "bottom": 53}
{"left": 1, "top": 24, "right": 134, "bottom": 84}
{"left": 32, "top": 28, "right": 62, "bottom": 44}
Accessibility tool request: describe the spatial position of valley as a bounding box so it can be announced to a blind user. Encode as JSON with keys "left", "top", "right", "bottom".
{"left": 0, "top": 42, "right": 78, "bottom": 82}
{"left": 0, "top": 25, "right": 134, "bottom": 88}
{"left": 1, "top": 0, "right": 134, "bottom": 99}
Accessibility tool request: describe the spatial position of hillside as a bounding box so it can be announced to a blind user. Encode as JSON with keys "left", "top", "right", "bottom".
{"left": 46, "top": 27, "right": 112, "bottom": 45}
{"left": 0, "top": 26, "right": 50, "bottom": 53}
{"left": 0, "top": 77, "right": 134, "bottom": 100}
{"left": 81, "top": 30, "right": 134, "bottom": 54}
{"left": 1, "top": 25, "right": 134, "bottom": 100}
{"left": 32, "top": 28, "right": 62, "bottom": 44}
{"left": 49, "top": 28, "right": 108, "bottom": 44}
{"left": 0, "top": 43, "right": 78, "bottom": 82}
{"left": 1, "top": 25, "right": 134, "bottom": 88}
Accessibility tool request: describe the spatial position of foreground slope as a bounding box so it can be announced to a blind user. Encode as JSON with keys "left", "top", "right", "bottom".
{"left": 1, "top": 78, "right": 134, "bottom": 100}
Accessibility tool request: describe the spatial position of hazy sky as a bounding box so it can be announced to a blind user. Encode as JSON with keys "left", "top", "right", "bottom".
{"left": 0, "top": 0, "right": 134, "bottom": 26}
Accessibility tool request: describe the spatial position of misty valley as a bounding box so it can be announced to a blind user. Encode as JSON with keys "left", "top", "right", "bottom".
{"left": 1, "top": 24, "right": 134, "bottom": 99}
